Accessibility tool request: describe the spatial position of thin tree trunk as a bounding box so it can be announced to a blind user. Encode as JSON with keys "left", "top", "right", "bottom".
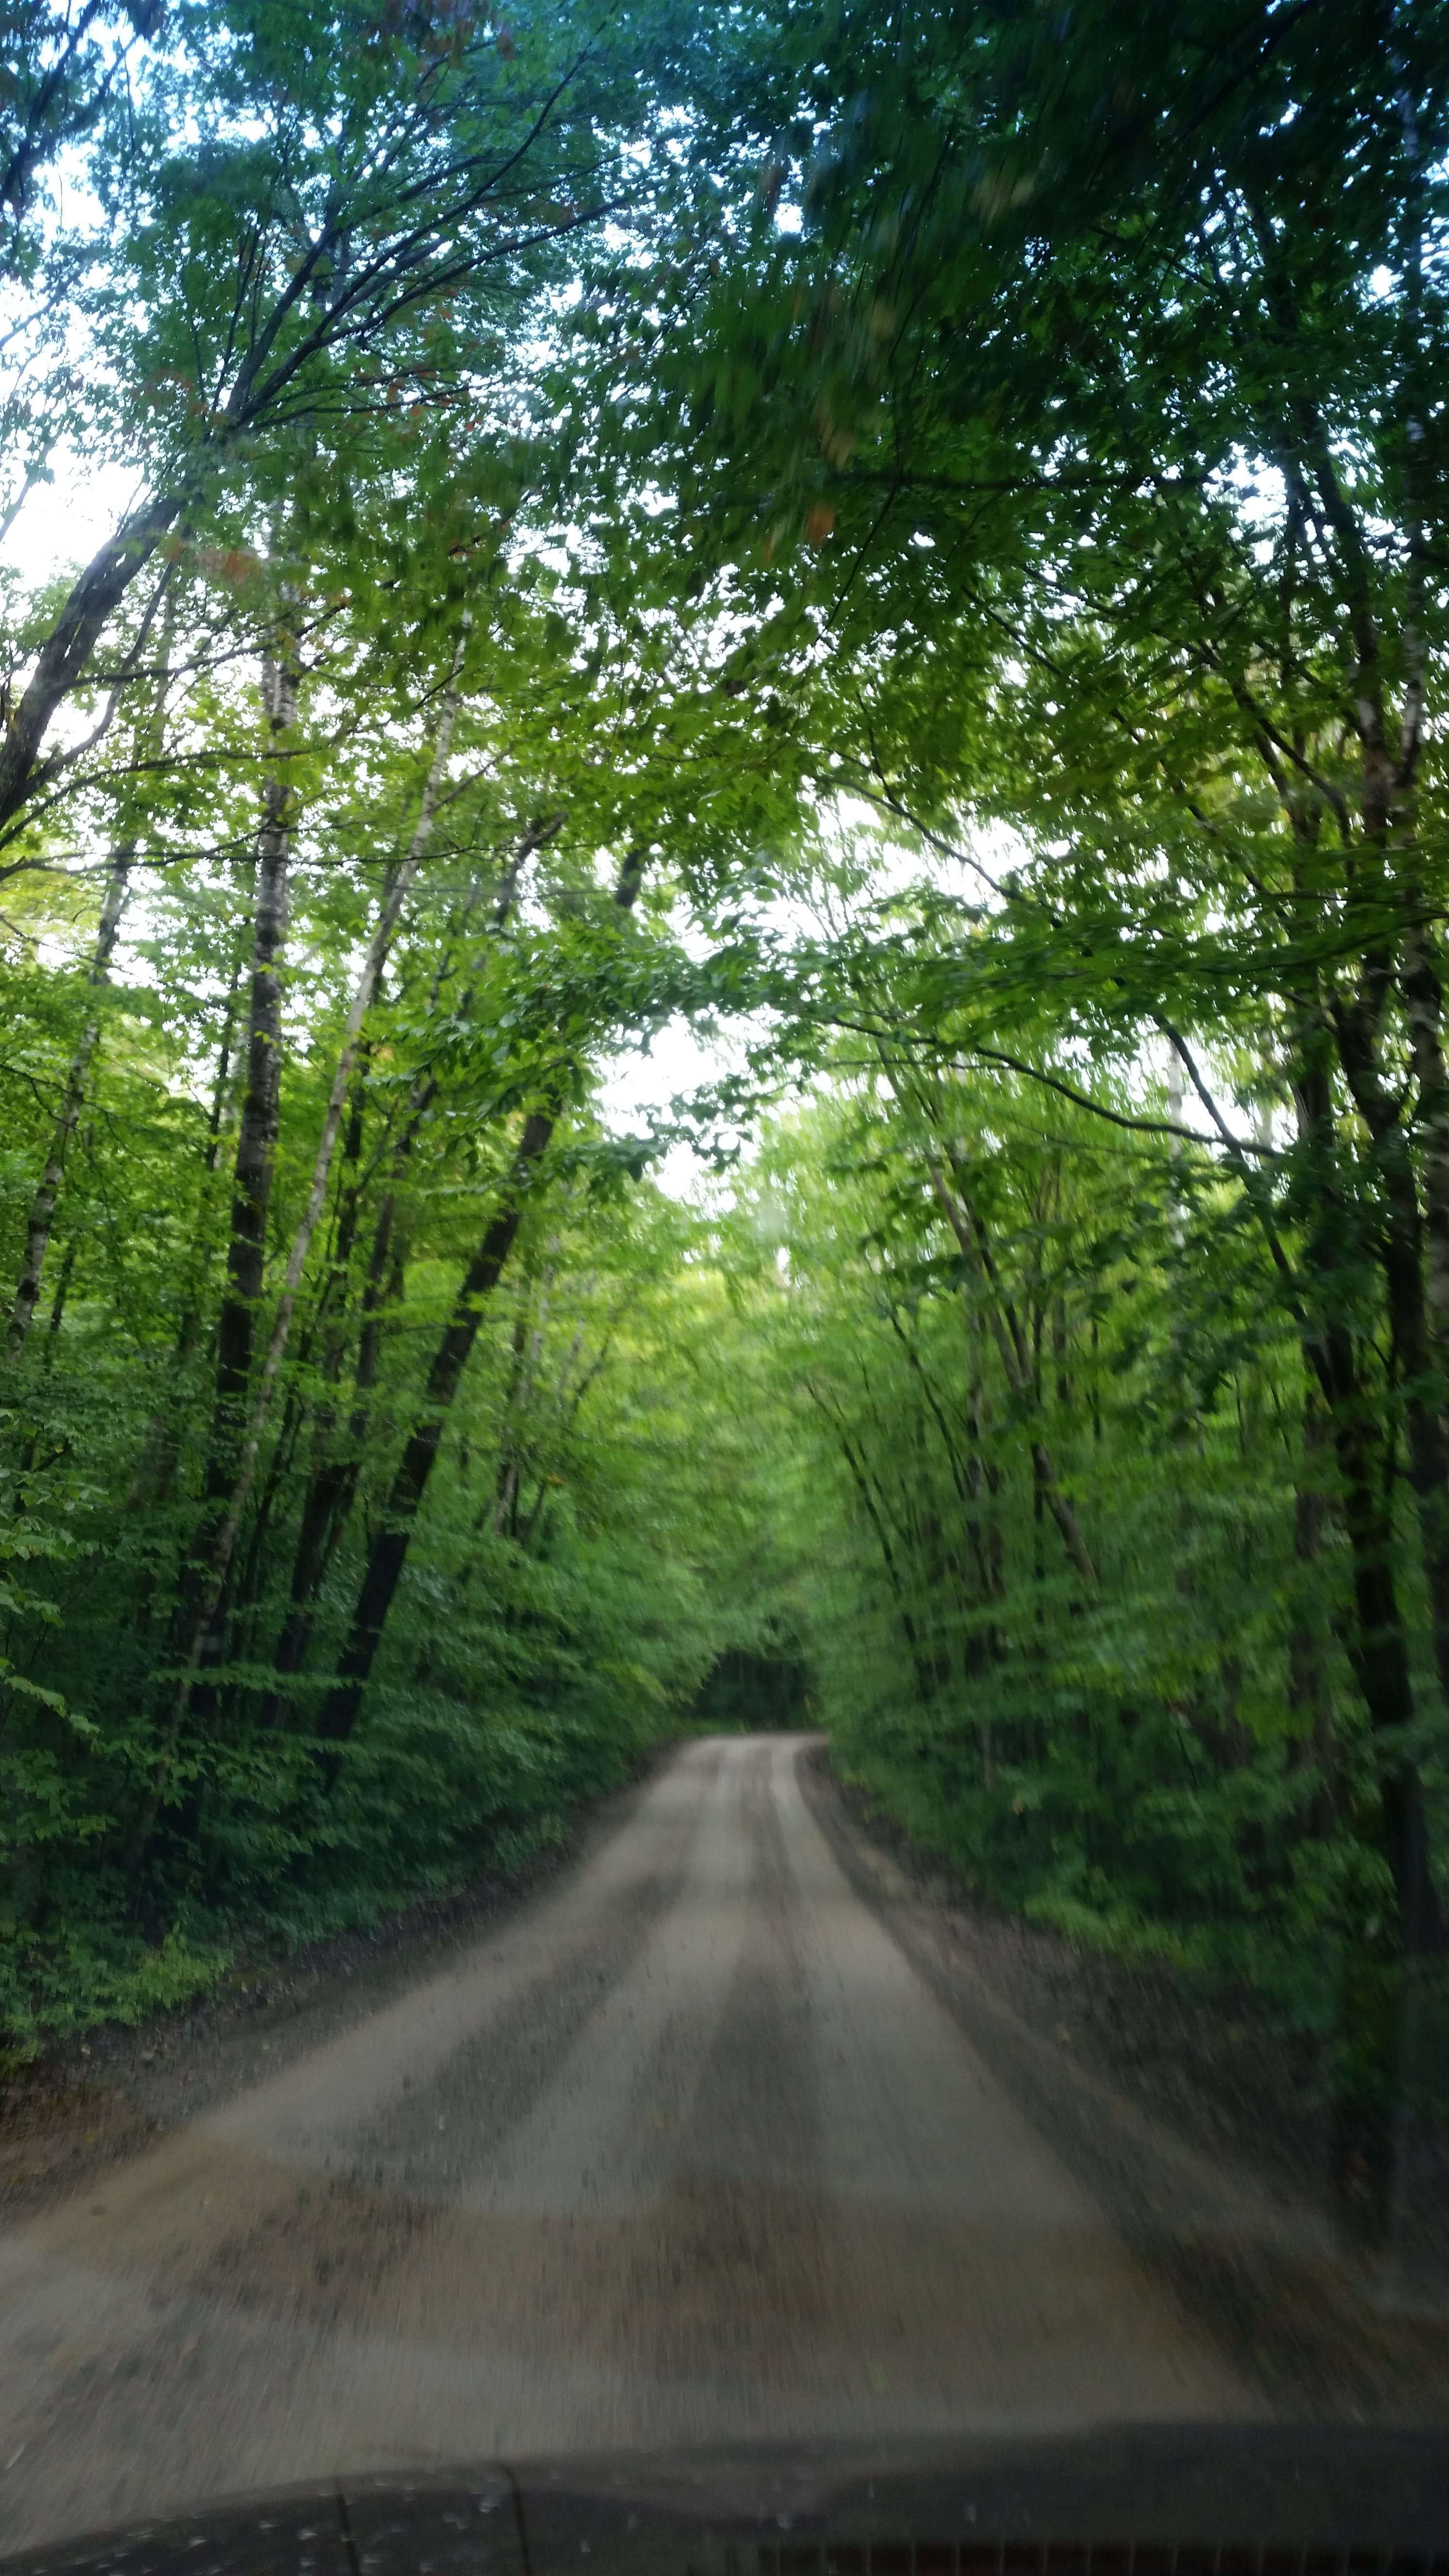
{"left": 264, "top": 1183, "right": 399, "bottom": 1718}
{"left": 253, "top": 1061, "right": 373, "bottom": 1620}
{"left": 129, "top": 654, "right": 300, "bottom": 1861}
{"left": 1333, "top": 989, "right": 1449, "bottom": 1713}
{"left": 1372, "top": 1183, "right": 1449, "bottom": 1726}
{"left": 125, "top": 944, "right": 246, "bottom": 1516}
{"left": 492, "top": 1272, "right": 552, "bottom": 1537}
{"left": 314, "top": 1099, "right": 556, "bottom": 1756}
{"left": 7, "top": 841, "right": 135, "bottom": 1353}
{"left": 41, "top": 1240, "right": 76, "bottom": 1358}
{"left": 1399, "top": 919, "right": 1449, "bottom": 1340}
{"left": 171, "top": 634, "right": 469, "bottom": 1734}
{"left": 190, "top": 649, "right": 299, "bottom": 1562}
{"left": 1335, "top": 1379, "right": 1439, "bottom": 1952}
{"left": 1030, "top": 1296, "right": 1046, "bottom": 1621}
{"left": 261, "top": 797, "right": 554, "bottom": 1717}
{"left": 0, "top": 491, "right": 183, "bottom": 837}
{"left": 1288, "top": 1369, "right": 1334, "bottom": 1832}
{"left": 965, "top": 1326, "right": 1005, "bottom": 1658}
{"left": 805, "top": 1385, "right": 934, "bottom": 1704}
{"left": 515, "top": 1312, "right": 601, "bottom": 1546}
{"left": 928, "top": 1158, "right": 1098, "bottom": 1586}
{"left": 1323, "top": 1351, "right": 1440, "bottom": 2222}
{"left": 417, "top": 1285, "right": 589, "bottom": 1685}
{"left": 312, "top": 848, "right": 644, "bottom": 1764}
{"left": 1291, "top": 1032, "right": 1443, "bottom": 1952}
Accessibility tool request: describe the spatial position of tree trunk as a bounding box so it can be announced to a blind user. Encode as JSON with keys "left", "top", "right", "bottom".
{"left": 515, "top": 1312, "right": 598, "bottom": 1546}
{"left": 1399, "top": 920, "right": 1449, "bottom": 1341}
{"left": 965, "top": 1327, "right": 1005, "bottom": 1667}
{"left": 1374, "top": 1186, "right": 1449, "bottom": 1733}
{"left": 492, "top": 1271, "right": 552, "bottom": 1537}
{"left": 263, "top": 1184, "right": 398, "bottom": 1718}
{"left": 145, "top": 644, "right": 298, "bottom": 1842}
{"left": 6, "top": 837, "right": 134, "bottom": 1353}
{"left": 192, "top": 652, "right": 298, "bottom": 1549}
{"left": 1332, "top": 976, "right": 1449, "bottom": 1697}
{"left": 314, "top": 1101, "right": 557, "bottom": 1755}
{"left": 1287, "top": 1372, "right": 1335, "bottom": 1831}
{"left": 928, "top": 1158, "right": 1098, "bottom": 1585}
{"left": 172, "top": 628, "right": 467, "bottom": 1695}
{"left": 806, "top": 1387, "right": 934, "bottom": 1705}
{"left": 311, "top": 848, "right": 645, "bottom": 1765}
{"left": 261, "top": 817, "right": 557, "bottom": 1717}
{"left": 0, "top": 490, "right": 183, "bottom": 837}
{"left": 125, "top": 943, "right": 246, "bottom": 1516}
{"left": 1291, "top": 1035, "right": 1443, "bottom": 1952}
{"left": 41, "top": 1239, "right": 76, "bottom": 1358}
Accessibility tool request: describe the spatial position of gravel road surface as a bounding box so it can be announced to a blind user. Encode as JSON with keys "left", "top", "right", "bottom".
{"left": 0, "top": 1734, "right": 1253, "bottom": 2551}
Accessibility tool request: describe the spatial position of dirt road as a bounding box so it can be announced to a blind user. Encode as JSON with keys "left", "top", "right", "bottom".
{"left": 0, "top": 1735, "right": 1252, "bottom": 2551}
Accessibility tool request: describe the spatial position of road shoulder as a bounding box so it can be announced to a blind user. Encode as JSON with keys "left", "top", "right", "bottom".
{"left": 0, "top": 1746, "right": 675, "bottom": 2222}
{"left": 798, "top": 1738, "right": 1449, "bottom": 2420}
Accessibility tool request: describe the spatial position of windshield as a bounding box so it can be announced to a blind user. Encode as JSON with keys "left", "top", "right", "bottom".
{"left": 2, "top": 0, "right": 1448, "bottom": 2559}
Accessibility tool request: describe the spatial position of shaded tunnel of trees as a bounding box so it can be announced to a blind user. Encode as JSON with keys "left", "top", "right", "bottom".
{"left": 692, "top": 1647, "right": 814, "bottom": 1732}
{"left": 2, "top": 0, "right": 1449, "bottom": 2226}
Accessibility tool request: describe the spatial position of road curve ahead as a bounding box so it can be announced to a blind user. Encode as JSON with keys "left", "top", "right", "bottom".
{"left": 0, "top": 1735, "right": 1250, "bottom": 2549}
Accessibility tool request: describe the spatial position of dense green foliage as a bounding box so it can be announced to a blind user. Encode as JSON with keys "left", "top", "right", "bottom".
{"left": 3, "top": 0, "right": 1449, "bottom": 2206}
{"left": 722, "top": 1079, "right": 1371, "bottom": 1968}
{"left": 0, "top": 0, "right": 805, "bottom": 2044}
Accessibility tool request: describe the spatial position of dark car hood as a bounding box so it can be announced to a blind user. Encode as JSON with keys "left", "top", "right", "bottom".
{"left": 4, "top": 2428, "right": 1449, "bottom": 2576}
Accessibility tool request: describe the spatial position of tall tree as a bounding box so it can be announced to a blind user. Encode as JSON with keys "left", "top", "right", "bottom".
{"left": 0, "top": 0, "right": 692, "bottom": 843}
{"left": 314, "top": 846, "right": 648, "bottom": 1758}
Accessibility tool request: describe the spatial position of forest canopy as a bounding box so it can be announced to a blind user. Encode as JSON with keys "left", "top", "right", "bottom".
{"left": 2, "top": 0, "right": 1448, "bottom": 2199}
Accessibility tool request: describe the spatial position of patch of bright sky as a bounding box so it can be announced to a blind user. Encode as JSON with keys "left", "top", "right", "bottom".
{"left": 595, "top": 1013, "right": 752, "bottom": 1200}
{"left": 595, "top": 799, "right": 999, "bottom": 1201}
{"left": 3, "top": 454, "right": 141, "bottom": 596}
